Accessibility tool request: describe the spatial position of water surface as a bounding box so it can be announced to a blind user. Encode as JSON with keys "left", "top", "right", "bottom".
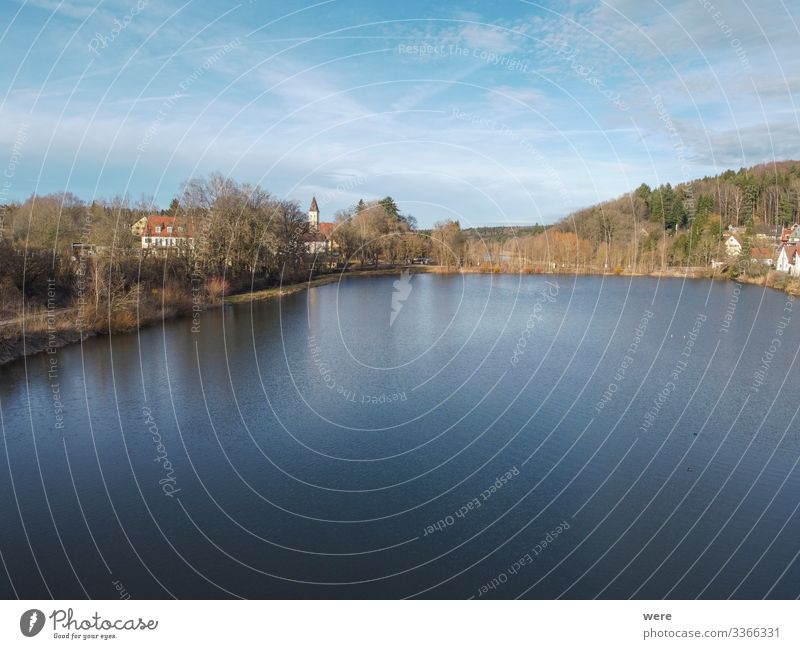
{"left": 1, "top": 274, "right": 799, "bottom": 599}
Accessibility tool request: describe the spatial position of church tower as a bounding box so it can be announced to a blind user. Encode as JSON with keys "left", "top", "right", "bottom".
{"left": 308, "top": 196, "right": 319, "bottom": 230}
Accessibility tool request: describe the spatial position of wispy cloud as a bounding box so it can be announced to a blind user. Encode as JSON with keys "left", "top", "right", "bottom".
{"left": 0, "top": 0, "right": 796, "bottom": 224}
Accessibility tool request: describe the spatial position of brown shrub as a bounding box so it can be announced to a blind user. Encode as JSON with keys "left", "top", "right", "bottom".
{"left": 206, "top": 276, "right": 230, "bottom": 304}
{"left": 157, "top": 282, "right": 193, "bottom": 318}
{"left": 109, "top": 309, "right": 138, "bottom": 333}
{"left": 0, "top": 278, "right": 23, "bottom": 319}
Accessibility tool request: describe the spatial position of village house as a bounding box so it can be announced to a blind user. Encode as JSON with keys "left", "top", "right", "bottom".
{"left": 723, "top": 232, "right": 744, "bottom": 257}
{"left": 134, "top": 215, "right": 194, "bottom": 250}
{"left": 749, "top": 247, "right": 774, "bottom": 266}
{"left": 777, "top": 244, "right": 800, "bottom": 277}
{"left": 784, "top": 224, "right": 800, "bottom": 245}
{"left": 753, "top": 223, "right": 778, "bottom": 243}
{"left": 70, "top": 242, "right": 98, "bottom": 258}
{"left": 130, "top": 215, "right": 148, "bottom": 236}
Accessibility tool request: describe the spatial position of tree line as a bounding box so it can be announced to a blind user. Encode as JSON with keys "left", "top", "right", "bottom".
{"left": 3, "top": 161, "right": 799, "bottom": 333}
{"left": 0, "top": 174, "right": 473, "bottom": 332}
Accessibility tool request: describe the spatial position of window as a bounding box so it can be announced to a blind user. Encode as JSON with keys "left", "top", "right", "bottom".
{"left": 167, "top": 226, "right": 173, "bottom": 234}
{"left": 155, "top": 226, "right": 162, "bottom": 233}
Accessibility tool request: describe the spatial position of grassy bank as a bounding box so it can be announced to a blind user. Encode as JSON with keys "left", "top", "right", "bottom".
{"left": 0, "top": 267, "right": 428, "bottom": 365}
{"left": 0, "top": 285, "right": 205, "bottom": 365}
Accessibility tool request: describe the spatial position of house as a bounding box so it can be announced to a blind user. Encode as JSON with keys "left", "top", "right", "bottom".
{"left": 786, "top": 224, "right": 800, "bottom": 245}
{"left": 753, "top": 223, "right": 778, "bottom": 242}
{"left": 130, "top": 216, "right": 149, "bottom": 236}
{"left": 777, "top": 244, "right": 800, "bottom": 276}
{"left": 723, "top": 233, "right": 744, "bottom": 257}
{"left": 319, "top": 221, "right": 335, "bottom": 241}
{"left": 141, "top": 215, "right": 194, "bottom": 250}
{"left": 304, "top": 197, "right": 336, "bottom": 255}
{"left": 780, "top": 225, "right": 797, "bottom": 244}
{"left": 71, "top": 242, "right": 97, "bottom": 257}
{"left": 749, "top": 247, "right": 774, "bottom": 266}
{"left": 789, "top": 249, "right": 800, "bottom": 278}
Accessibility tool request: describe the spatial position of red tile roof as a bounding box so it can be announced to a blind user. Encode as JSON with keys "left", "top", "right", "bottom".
{"left": 303, "top": 222, "right": 336, "bottom": 243}
{"left": 143, "top": 215, "right": 192, "bottom": 238}
{"left": 749, "top": 247, "right": 774, "bottom": 259}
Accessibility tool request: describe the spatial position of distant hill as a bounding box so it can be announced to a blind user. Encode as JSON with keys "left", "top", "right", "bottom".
{"left": 462, "top": 224, "right": 546, "bottom": 242}
{"left": 470, "top": 161, "right": 800, "bottom": 274}
{"left": 541, "top": 160, "right": 800, "bottom": 270}
{"left": 555, "top": 159, "right": 800, "bottom": 236}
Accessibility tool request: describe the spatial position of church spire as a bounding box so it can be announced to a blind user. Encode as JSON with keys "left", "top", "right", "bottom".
{"left": 308, "top": 196, "right": 320, "bottom": 230}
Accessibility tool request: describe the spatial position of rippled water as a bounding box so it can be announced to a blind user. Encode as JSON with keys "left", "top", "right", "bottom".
{"left": 1, "top": 273, "right": 799, "bottom": 599}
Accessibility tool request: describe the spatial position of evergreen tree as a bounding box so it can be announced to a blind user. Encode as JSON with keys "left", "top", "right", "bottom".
{"left": 665, "top": 195, "right": 686, "bottom": 231}
{"left": 635, "top": 183, "right": 651, "bottom": 202}
{"left": 696, "top": 195, "right": 713, "bottom": 219}
{"left": 379, "top": 196, "right": 400, "bottom": 220}
{"left": 778, "top": 194, "right": 792, "bottom": 225}
{"left": 650, "top": 183, "right": 675, "bottom": 226}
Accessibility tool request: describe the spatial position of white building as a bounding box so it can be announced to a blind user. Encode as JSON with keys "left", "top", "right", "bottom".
{"left": 130, "top": 216, "right": 148, "bottom": 236}
{"left": 304, "top": 197, "right": 334, "bottom": 255}
{"left": 724, "top": 234, "right": 743, "bottom": 257}
{"left": 141, "top": 216, "right": 194, "bottom": 250}
{"left": 777, "top": 244, "right": 800, "bottom": 276}
{"left": 308, "top": 196, "right": 319, "bottom": 230}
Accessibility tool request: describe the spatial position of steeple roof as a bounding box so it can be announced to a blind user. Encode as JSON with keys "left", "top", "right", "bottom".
{"left": 309, "top": 196, "right": 319, "bottom": 212}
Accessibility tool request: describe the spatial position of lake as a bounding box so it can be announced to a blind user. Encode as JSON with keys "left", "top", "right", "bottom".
{"left": 1, "top": 273, "right": 799, "bottom": 599}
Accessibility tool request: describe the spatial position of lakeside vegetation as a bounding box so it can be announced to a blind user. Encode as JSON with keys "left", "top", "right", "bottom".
{"left": 2, "top": 162, "right": 800, "bottom": 363}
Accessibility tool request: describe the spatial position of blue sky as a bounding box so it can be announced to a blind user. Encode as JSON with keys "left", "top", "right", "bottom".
{"left": 0, "top": 0, "right": 798, "bottom": 227}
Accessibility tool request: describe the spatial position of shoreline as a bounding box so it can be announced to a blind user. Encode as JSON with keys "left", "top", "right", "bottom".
{"left": 2, "top": 265, "right": 796, "bottom": 366}
{"left": 0, "top": 267, "right": 428, "bottom": 366}
{"left": 224, "top": 267, "right": 431, "bottom": 304}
